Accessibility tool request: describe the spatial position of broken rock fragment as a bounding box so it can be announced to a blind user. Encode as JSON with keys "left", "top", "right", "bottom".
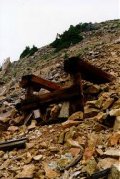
{"left": 84, "top": 107, "right": 99, "bottom": 118}
{"left": 69, "top": 147, "right": 81, "bottom": 157}
{"left": 109, "top": 109, "right": 120, "bottom": 116}
{"left": 85, "top": 84, "right": 100, "bottom": 94}
{"left": 59, "top": 102, "right": 70, "bottom": 118}
{"left": 7, "top": 125, "right": 19, "bottom": 132}
{"left": 104, "top": 148, "right": 120, "bottom": 158}
{"left": 102, "top": 97, "right": 114, "bottom": 110}
{"left": 68, "top": 111, "right": 83, "bottom": 121}
{"left": 97, "top": 158, "right": 119, "bottom": 170}
{"left": 43, "top": 162, "right": 60, "bottom": 179}
{"left": 108, "top": 132, "right": 120, "bottom": 146}
{"left": 93, "top": 112, "right": 107, "bottom": 122}
{"left": 58, "top": 131, "right": 65, "bottom": 144}
{"left": 62, "top": 120, "right": 80, "bottom": 128}
{"left": 33, "top": 154, "right": 43, "bottom": 161}
{"left": 85, "top": 157, "right": 98, "bottom": 175}
{"left": 113, "top": 116, "right": 120, "bottom": 131}
{"left": 16, "top": 164, "right": 35, "bottom": 178}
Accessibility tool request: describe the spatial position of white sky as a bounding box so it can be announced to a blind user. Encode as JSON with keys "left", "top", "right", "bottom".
{"left": 0, "top": 0, "right": 120, "bottom": 65}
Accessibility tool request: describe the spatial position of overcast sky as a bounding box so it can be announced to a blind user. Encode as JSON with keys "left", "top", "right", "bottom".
{"left": 0, "top": 0, "right": 119, "bottom": 65}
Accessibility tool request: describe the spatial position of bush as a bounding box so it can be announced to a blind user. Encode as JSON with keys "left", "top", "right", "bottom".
{"left": 51, "top": 25, "right": 83, "bottom": 52}
{"left": 20, "top": 45, "right": 38, "bottom": 59}
{"left": 29, "top": 45, "right": 38, "bottom": 56}
{"left": 50, "top": 22, "right": 97, "bottom": 52}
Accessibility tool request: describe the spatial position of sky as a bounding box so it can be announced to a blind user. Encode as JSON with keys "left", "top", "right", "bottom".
{"left": 0, "top": 0, "right": 120, "bottom": 65}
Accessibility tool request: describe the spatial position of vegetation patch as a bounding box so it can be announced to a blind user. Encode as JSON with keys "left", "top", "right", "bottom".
{"left": 20, "top": 45, "right": 38, "bottom": 59}
{"left": 50, "top": 23, "right": 97, "bottom": 52}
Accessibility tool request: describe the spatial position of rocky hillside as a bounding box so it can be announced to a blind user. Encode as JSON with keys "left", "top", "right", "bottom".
{"left": 0, "top": 19, "right": 120, "bottom": 178}
{"left": 0, "top": 19, "right": 120, "bottom": 83}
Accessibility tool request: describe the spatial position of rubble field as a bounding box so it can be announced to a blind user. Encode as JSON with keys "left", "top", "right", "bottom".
{"left": 0, "top": 19, "right": 120, "bottom": 179}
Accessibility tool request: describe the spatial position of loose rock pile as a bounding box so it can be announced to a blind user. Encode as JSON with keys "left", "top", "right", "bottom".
{"left": 0, "top": 20, "right": 120, "bottom": 179}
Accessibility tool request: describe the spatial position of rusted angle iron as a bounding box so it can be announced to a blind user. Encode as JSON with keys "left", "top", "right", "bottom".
{"left": 16, "top": 85, "right": 82, "bottom": 111}
{"left": 0, "top": 137, "right": 27, "bottom": 151}
{"left": 20, "top": 74, "right": 61, "bottom": 92}
{"left": 64, "top": 57, "right": 115, "bottom": 84}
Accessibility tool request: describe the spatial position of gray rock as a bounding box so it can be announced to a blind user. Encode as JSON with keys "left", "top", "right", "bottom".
{"left": 113, "top": 116, "right": 120, "bottom": 131}
{"left": 59, "top": 102, "right": 70, "bottom": 118}
{"left": 2, "top": 57, "right": 11, "bottom": 73}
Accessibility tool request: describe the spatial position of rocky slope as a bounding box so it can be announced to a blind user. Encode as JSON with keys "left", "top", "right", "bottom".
{"left": 0, "top": 19, "right": 120, "bottom": 179}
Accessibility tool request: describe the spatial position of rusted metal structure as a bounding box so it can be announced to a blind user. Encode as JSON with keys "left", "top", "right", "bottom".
{"left": 16, "top": 57, "right": 115, "bottom": 119}
{"left": 64, "top": 57, "right": 115, "bottom": 83}
{"left": 0, "top": 137, "right": 27, "bottom": 151}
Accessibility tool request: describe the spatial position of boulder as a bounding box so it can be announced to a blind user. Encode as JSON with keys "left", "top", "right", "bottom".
{"left": 68, "top": 111, "right": 83, "bottom": 121}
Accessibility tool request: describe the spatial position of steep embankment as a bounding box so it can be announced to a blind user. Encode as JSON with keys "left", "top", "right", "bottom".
{"left": 0, "top": 19, "right": 120, "bottom": 83}
{"left": 0, "top": 19, "right": 120, "bottom": 178}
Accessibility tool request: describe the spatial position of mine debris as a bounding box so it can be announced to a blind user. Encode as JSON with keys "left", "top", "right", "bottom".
{"left": 16, "top": 57, "right": 115, "bottom": 122}
{"left": 64, "top": 57, "right": 115, "bottom": 84}
{"left": 88, "top": 168, "right": 111, "bottom": 179}
{"left": 0, "top": 137, "right": 27, "bottom": 151}
{"left": 17, "top": 85, "right": 82, "bottom": 111}
{"left": 60, "top": 152, "right": 83, "bottom": 171}
{"left": 20, "top": 74, "right": 61, "bottom": 92}
{"left": 24, "top": 112, "right": 33, "bottom": 125}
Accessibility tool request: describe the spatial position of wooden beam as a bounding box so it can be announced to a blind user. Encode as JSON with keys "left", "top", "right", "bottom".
{"left": 16, "top": 85, "right": 81, "bottom": 111}
{"left": 69, "top": 73, "right": 84, "bottom": 113}
{"left": 20, "top": 74, "right": 61, "bottom": 92}
{"left": 64, "top": 57, "right": 115, "bottom": 84}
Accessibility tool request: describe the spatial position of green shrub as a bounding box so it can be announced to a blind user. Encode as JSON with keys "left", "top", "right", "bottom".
{"left": 50, "top": 22, "right": 97, "bottom": 52}
{"left": 29, "top": 45, "right": 38, "bottom": 56}
{"left": 20, "top": 46, "right": 30, "bottom": 59}
{"left": 20, "top": 45, "right": 38, "bottom": 59}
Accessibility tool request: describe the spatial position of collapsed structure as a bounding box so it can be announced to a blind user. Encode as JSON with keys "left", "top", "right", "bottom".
{"left": 16, "top": 57, "right": 115, "bottom": 123}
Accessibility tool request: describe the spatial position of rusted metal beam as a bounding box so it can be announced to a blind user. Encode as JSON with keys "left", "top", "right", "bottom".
{"left": 20, "top": 74, "right": 61, "bottom": 92}
{"left": 64, "top": 57, "right": 115, "bottom": 84}
{"left": 88, "top": 168, "right": 111, "bottom": 179}
{"left": 16, "top": 85, "right": 81, "bottom": 111}
{"left": 69, "top": 73, "right": 84, "bottom": 113}
{"left": 0, "top": 137, "right": 27, "bottom": 151}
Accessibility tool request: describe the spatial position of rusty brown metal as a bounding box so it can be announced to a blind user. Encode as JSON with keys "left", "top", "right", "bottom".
{"left": 64, "top": 57, "right": 115, "bottom": 84}
{"left": 16, "top": 85, "right": 81, "bottom": 111}
{"left": 20, "top": 74, "right": 61, "bottom": 92}
{"left": 0, "top": 137, "right": 27, "bottom": 151}
{"left": 17, "top": 56, "right": 115, "bottom": 118}
{"left": 69, "top": 72, "right": 84, "bottom": 113}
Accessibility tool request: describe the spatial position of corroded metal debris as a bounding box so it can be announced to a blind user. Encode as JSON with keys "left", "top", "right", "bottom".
{"left": 16, "top": 57, "right": 115, "bottom": 120}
